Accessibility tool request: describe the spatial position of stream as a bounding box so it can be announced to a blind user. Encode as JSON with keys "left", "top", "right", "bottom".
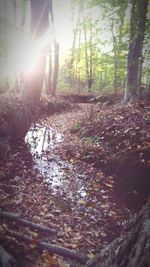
{"left": 25, "top": 123, "right": 88, "bottom": 200}
{"left": 1, "top": 105, "right": 148, "bottom": 260}
{"left": 0, "top": 118, "right": 133, "bottom": 254}
{"left": 24, "top": 122, "right": 131, "bottom": 247}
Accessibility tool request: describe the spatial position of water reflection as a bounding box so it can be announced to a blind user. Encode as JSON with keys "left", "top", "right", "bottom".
{"left": 25, "top": 123, "right": 87, "bottom": 198}
{"left": 24, "top": 122, "right": 130, "bottom": 225}
{"left": 25, "top": 123, "right": 63, "bottom": 156}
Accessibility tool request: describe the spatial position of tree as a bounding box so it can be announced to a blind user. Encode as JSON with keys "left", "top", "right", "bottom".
{"left": 85, "top": 198, "right": 150, "bottom": 267}
{"left": 68, "top": 0, "right": 83, "bottom": 92}
{"left": 87, "top": 0, "right": 129, "bottom": 93}
{"left": 108, "top": 1, "right": 128, "bottom": 92}
{"left": 81, "top": 0, "right": 94, "bottom": 91}
{"left": 142, "top": 26, "right": 150, "bottom": 91}
{"left": 47, "top": 0, "right": 59, "bottom": 96}
{"left": 23, "top": 0, "right": 50, "bottom": 104}
{"left": 51, "top": 41, "right": 59, "bottom": 96}
{"left": 124, "top": 0, "right": 148, "bottom": 103}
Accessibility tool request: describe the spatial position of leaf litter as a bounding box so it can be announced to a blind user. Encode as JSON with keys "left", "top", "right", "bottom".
{"left": 0, "top": 101, "right": 149, "bottom": 266}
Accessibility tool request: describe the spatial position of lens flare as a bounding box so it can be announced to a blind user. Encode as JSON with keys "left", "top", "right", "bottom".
{"left": 1, "top": 31, "right": 50, "bottom": 77}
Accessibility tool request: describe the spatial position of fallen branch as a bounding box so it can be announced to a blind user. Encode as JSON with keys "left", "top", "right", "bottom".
{"left": 8, "top": 230, "right": 89, "bottom": 264}
{"left": 0, "top": 244, "right": 16, "bottom": 267}
{"left": 0, "top": 210, "right": 57, "bottom": 235}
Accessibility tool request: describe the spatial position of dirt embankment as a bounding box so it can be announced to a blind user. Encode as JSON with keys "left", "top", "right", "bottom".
{"left": 55, "top": 99, "right": 150, "bottom": 211}
{"left": 0, "top": 93, "right": 77, "bottom": 153}
{"left": 0, "top": 92, "right": 149, "bottom": 211}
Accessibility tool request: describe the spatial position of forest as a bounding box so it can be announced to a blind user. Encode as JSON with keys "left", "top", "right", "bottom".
{"left": 0, "top": 0, "right": 150, "bottom": 267}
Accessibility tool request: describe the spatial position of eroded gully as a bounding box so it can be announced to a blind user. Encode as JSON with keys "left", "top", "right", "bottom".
{"left": 22, "top": 105, "right": 131, "bottom": 252}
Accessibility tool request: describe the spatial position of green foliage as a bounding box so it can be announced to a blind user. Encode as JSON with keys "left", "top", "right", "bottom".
{"left": 58, "top": 0, "right": 130, "bottom": 94}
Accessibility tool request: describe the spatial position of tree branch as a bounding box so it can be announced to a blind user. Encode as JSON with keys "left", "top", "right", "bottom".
{"left": 7, "top": 230, "right": 88, "bottom": 264}
{"left": 0, "top": 210, "right": 57, "bottom": 235}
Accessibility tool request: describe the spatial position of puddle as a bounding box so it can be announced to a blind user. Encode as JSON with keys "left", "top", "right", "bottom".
{"left": 25, "top": 122, "right": 130, "bottom": 226}
{"left": 25, "top": 123, "right": 88, "bottom": 200}
{"left": 25, "top": 123, "right": 63, "bottom": 156}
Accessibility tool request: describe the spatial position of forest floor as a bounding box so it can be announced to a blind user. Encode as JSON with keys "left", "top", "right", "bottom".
{"left": 0, "top": 94, "right": 150, "bottom": 267}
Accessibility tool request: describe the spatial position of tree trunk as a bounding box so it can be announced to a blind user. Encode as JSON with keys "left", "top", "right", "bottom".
{"left": 47, "top": 45, "right": 52, "bottom": 95}
{"left": 51, "top": 42, "right": 59, "bottom": 96}
{"left": 70, "top": 2, "right": 82, "bottom": 93}
{"left": 84, "top": 25, "right": 90, "bottom": 91}
{"left": 117, "top": 5, "right": 126, "bottom": 90}
{"left": 23, "top": 0, "right": 49, "bottom": 104}
{"left": 110, "top": 18, "right": 118, "bottom": 93}
{"left": 81, "top": 0, "right": 90, "bottom": 92}
{"left": 47, "top": 0, "right": 59, "bottom": 96}
{"left": 77, "top": 29, "right": 81, "bottom": 94}
{"left": 69, "top": 2, "right": 78, "bottom": 89}
{"left": 89, "top": 19, "right": 93, "bottom": 91}
{"left": 85, "top": 198, "right": 150, "bottom": 267}
{"left": 124, "top": 0, "right": 148, "bottom": 103}
{"left": 23, "top": 52, "right": 46, "bottom": 104}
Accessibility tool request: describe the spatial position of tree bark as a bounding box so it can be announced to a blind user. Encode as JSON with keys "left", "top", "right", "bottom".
{"left": 89, "top": 18, "right": 93, "bottom": 91}
{"left": 77, "top": 29, "right": 81, "bottom": 93}
{"left": 110, "top": 18, "right": 118, "bottom": 93}
{"left": 23, "top": 0, "right": 50, "bottom": 104}
{"left": 124, "top": 0, "right": 148, "bottom": 103}
{"left": 51, "top": 42, "right": 59, "bottom": 96}
{"left": 23, "top": 53, "right": 46, "bottom": 104}
{"left": 47, "top": 45, "right": 52, "bottom": 94}
{"left": 85, "top": 198, "right": 150, "bottom": 267}
{"left": 81, "top": 0, "right": 90, "bottom": 92}
{"left": 47, "top": 0, "right": 59, "bottom": 96}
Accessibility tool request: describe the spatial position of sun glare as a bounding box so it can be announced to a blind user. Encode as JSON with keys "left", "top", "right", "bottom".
{"left": 19, "top": 32, "right": 49, "bottom": 74}
{"left": 20, "top": 40, "right": 40, "bottom": 73}
{"left": 1, "top": 31, "right": 50, "bottom": 78}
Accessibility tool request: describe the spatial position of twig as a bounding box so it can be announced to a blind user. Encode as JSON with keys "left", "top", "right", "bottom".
{"left": 8, "top": 230, "right": 89, "bottom": 264}
{"left": 0, "top": 210, "right": 57, "bottom": 235}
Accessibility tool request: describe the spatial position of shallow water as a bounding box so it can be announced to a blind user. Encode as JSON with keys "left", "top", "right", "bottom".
{"left": 24, "top": 122, "right": 132, "bottom": 244}
{"left": 24, "top": 122, "right": 144, "bottom": 216}
{"left": 25, "top": 123, "right": 88, "bottom": 200}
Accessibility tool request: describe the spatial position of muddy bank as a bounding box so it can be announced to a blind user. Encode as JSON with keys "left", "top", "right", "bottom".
{"left": 0, "top": 93, "right": 38, "bottom": 144}
{"left": 0, "top": 93, "right": 77, "bottom": 148}
{"left": 60, "top": 103, "right": 150, "bottom": 211}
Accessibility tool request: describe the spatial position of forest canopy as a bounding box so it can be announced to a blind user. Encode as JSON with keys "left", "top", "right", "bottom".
{"left": 0, "top": 0, "right": 149, "bottom": 101}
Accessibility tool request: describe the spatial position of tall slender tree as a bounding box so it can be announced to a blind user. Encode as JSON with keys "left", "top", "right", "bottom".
{"left": 124, "top": 0, "right": 148, "bottom": 102}
{"left": 23, "top": 0, "right": 49, "bottom": 104}
{"left": 47, "top": 0, "right": 59, "bottom": 96}
{"left": 81, "top": 0, "right": 91, "bottom": 91}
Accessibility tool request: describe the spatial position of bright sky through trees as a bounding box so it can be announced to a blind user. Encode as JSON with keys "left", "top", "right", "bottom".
{"left": 53, "top": 0, "right": 109, "bottom": 53}
{"left": 0, "top": 0, "right": 131, "bottom": 78}
{"left": 0, "top": 0, "right": 110, "bottom": 77}
{"left": 53, "top": 0, "right": 73, "bottom": 53}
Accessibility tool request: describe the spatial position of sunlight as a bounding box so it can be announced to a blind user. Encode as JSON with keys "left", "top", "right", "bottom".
{"left": 20, "top": 38, "right": 42, "bottom": 73}
{"left": 3, "top": 31, "right": 50, "bottom": 77}
{"left": 18, "top": 32, "right": 49, "bottom": 74}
